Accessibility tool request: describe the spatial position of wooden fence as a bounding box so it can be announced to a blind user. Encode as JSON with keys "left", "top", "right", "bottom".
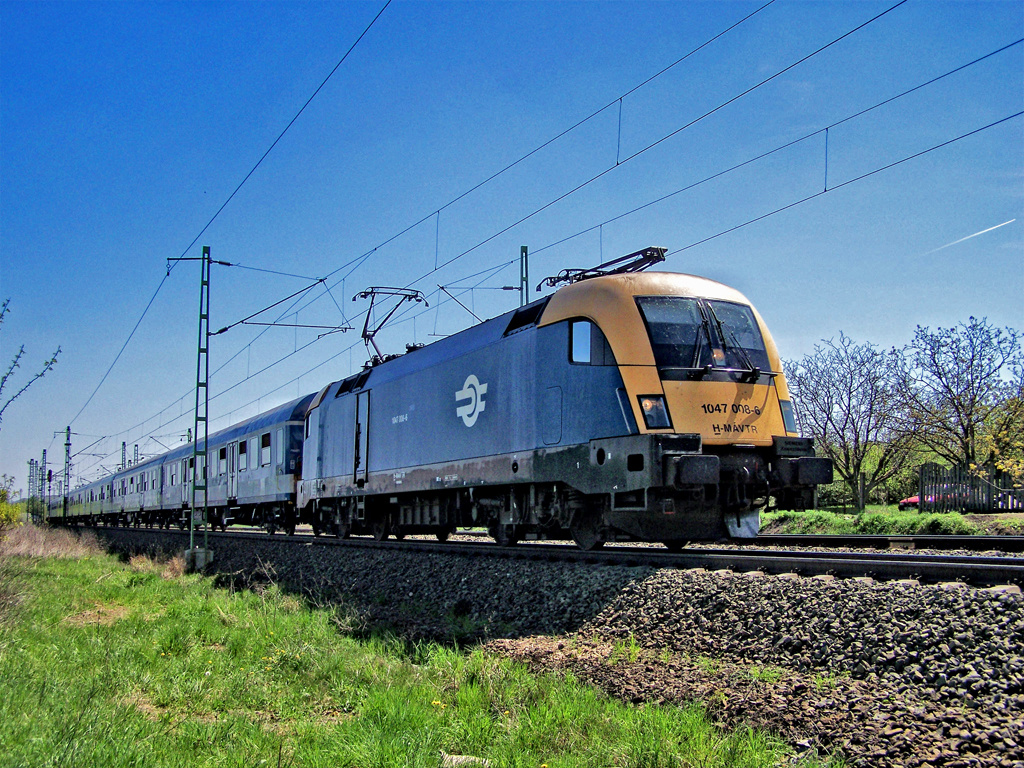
{"left": 919, "top": 462, "right": 1023, "bottom": 513}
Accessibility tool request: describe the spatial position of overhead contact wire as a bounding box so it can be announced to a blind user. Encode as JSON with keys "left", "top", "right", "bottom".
{"left": 670, "top": 111, "right": 1024, "bottom": 255}
{"left": 530, "top": 37, "right": 1024, "bottom": 256}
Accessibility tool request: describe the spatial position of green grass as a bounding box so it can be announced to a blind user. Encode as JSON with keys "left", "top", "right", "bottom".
{"left": 761, "top": 507, "right": 981, "bottom": 536}
{"left": 0, "top": 528, "right": 834, "bottom": 768}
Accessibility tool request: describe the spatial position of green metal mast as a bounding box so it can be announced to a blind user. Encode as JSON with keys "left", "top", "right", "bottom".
{"left": 190, "top": 246, "right": 211, "bottom": 552}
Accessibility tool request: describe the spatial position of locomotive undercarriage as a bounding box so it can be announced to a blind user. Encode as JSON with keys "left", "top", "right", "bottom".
{"left": 299, "top": 434, "right": 831, "bottom": 550}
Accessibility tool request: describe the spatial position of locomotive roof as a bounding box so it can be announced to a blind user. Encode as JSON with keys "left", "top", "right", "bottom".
{"left": 344, "top": 271, "right": 775, "bottom": 388}
{"left": 539, "top": 271, "right": 778, "bottom": 368}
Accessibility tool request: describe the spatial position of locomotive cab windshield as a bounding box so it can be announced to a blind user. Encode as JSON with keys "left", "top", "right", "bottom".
{"left": 636, "top": 296, "right": 771, "bottom": 380}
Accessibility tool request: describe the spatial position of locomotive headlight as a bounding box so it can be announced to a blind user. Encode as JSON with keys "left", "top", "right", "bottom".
{"left": 638, "top": 395, "right": 671, "bottom": 429}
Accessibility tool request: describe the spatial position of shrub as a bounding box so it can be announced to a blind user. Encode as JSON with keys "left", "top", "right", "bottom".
{"left": 0, "top": 475, "right": 20, "bottom": 529}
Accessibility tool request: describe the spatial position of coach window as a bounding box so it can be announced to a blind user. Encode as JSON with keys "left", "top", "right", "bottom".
{"left": 239, "top": 440, "right": 248, "bottom": 471}
{"left": 277, "top": 428, "right": 284, "bottom": 467}
{"left": 261, "top": 433, "right": 272, "bottom": 467}
{"left": 219, "top": 447, "right": 227, "bottom": 476}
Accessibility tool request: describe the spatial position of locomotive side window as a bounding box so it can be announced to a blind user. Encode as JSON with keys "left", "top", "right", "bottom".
{"left": 571, "top": 321, "right": 591, "bottom": 364}
{"left": 570, "top": 320, "right": 616, "bottom": 365}
{"left": 260, "top": 433, "right": 271, "bottom": 467}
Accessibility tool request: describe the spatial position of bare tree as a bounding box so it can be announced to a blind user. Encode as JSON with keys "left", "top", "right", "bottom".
{"left": 898, "top": 317, "right": 1023, "bottom": 471}
{"left": 785, "top": 333, "right": 917, "bottom": 509}
{"left": 0, "top": 300, "right": 61, "bottom": 431}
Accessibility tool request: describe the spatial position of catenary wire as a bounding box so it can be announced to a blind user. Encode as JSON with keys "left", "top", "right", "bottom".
{"left": 668, "top": 111, "right": 1023, "bottom": 255}
{"left": 401, "top": 0, "right": 910, "bottom": 289}
{"left": 528, "top": 38, "right": 1024, "bottom": 257}
{"left": 65, "top": 0, "right": 391, "bottom": 431}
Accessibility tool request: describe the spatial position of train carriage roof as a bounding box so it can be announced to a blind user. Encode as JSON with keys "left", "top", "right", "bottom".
{"left": 71, "top": 393, "right": 315, "bottom": 493}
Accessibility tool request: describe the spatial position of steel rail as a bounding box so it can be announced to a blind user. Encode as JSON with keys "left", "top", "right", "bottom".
{"left": 88, "top": 526, "right": 1024, "bottom": 587}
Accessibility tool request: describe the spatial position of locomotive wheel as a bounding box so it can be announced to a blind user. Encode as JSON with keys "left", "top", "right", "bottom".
{"left": 569, "top": 514, "right": 605, "bottom": 551}
{"left": 335, "top": 519, "right": 350, "bottom": 539}
{"left": 662, "top": 540, "right": 687, "bottom": 553}
{"left": 393, "top": 528, "right": 406, "bottom": 541}
{"left": 371, "top": 517, "right": 390, "bottom": 541}
{"left": 435, "top": 527, "right": 454, "bottom": 542}
{"left": 489, "top": 524, "right": 519, "bottom": 547}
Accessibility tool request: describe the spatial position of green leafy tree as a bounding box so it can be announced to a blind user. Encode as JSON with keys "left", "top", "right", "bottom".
{"left": 0, "top": 300, "right": 61, "bottom": 432}
{"left": 976, "top": 395, "right": 1024, "bottom": 484}
{"left": 785, "top": 333, "right": 918, "bottom": 510}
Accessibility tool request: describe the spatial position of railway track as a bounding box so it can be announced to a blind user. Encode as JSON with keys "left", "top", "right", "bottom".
{"left": 89, "top": 525, "right": 1024, "bottom": 587}
{"left": 753, "top": 533, "right": 1024, "bottom": 552}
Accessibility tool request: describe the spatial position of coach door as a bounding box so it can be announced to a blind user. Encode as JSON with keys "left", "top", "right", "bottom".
{"left": 227, "top": 442, "right": 238, "bottom": 500}
{"left": 181, "top": 458, "right": 191, "bottom": 505}
{"left": 354, "top": 391, "right": 370, "bottom": 486}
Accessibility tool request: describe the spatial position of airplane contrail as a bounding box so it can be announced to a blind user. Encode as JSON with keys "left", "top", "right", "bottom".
{"left": 921, "top": 219, "right": 1017, "bottom": 256}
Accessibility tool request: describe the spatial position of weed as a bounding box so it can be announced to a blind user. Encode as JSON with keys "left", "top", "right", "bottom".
{"left": 745, "top": 665, "right": 784, "bottom": 684}
{"left": 695, "top": 656, "right": 721, "bottom": 676}
{"left": 812, "top": 671, "right": 846, "bottom": 691}
{"left": 608, "top": 633, "right": 643, "bottom": 666}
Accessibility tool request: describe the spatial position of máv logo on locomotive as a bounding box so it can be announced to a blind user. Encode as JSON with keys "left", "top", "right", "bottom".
{"left": 455, "top": 374, "right": 488, "bottom": 427}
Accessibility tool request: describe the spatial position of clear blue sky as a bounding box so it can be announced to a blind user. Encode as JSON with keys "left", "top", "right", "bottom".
{"left": 1, "top": 0, "right": 1022, "bottom": 491}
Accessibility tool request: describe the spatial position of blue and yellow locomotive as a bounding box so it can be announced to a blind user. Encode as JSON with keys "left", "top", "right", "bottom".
{"left": 298, "top": 250, "right": 831, "bottom": 548}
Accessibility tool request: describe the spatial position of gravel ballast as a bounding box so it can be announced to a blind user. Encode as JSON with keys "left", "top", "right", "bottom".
{"left": 96, "top": 528, "right": 1023, "bottom": 767}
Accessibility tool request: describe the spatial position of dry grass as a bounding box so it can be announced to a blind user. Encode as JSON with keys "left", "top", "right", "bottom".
{"left": 0, "top": 524, "right": 103, "bottom": 559}
{"left": 64, "top": 603, "right": 131, "bottom": 627}
{"left": 128, "top": 552, "right": 186, "bottom": 580}
{"left": 0, "top": 524, "right": 107, "bottom": 627}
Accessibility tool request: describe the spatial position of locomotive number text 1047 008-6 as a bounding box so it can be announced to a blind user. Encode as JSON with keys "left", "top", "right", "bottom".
{"left": 700, "top": 403, "right": 762, "bottom": 416}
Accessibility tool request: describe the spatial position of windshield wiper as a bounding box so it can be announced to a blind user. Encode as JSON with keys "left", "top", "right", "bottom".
{"left": 691, "top": 306, "right": 714, "bottom": 378}
{"left": 706, "top": 303, "right": 760, "bottom": 382}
